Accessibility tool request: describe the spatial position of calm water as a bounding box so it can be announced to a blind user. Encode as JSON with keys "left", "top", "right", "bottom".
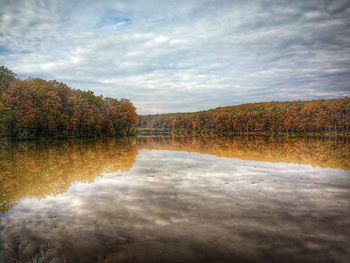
{"left": 0, "top": 136, "right": 349, "bottom": 263}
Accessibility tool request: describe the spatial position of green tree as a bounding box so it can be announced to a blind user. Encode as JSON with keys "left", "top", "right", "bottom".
{"left": 0, "top": 65, "right": 16, "bottom": 91}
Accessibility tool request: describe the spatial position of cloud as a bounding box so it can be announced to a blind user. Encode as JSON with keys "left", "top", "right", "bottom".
{"left": 0, "top": 0, "right": 349, "bottom": 114}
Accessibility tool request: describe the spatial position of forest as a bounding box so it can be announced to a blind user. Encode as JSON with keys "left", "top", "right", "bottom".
{"left": 0, "top": 66, "right": 138, "bottom": 139}
{"left": 139, "top": 98, "right": 350, "bottom": 136}
{"left": 1, "top": 65, "right": 349, "bottom": 139}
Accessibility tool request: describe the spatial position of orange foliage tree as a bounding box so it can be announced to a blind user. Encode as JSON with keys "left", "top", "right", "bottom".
{"left": 0, "top": 66, "right": 138, "bottom": 139}
{"left": 139, "top": 99, "right": 350, "bottom": 135}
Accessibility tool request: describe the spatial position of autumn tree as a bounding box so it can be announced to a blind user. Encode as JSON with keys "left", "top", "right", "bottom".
{"left": 139, "top": 99, "right": 350, "bottom": 136}
{"left": 0, "top": 66, "right": 138, "bottom": 139}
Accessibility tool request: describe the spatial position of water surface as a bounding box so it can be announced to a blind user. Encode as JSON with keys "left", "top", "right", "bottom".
{"left": 0, "top": 136, "right": 349, "bottom": 262}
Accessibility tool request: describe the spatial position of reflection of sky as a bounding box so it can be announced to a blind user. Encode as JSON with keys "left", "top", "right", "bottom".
{"left": 1, "top": 150, "right": 349, "bottom": 262}
{"left": 1, "top": 0, "right": 350, "bottom": 114}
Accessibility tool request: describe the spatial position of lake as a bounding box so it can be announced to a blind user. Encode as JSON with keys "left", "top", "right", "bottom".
{"left": 0, "top": 136, "right": 349, "bottom": 263}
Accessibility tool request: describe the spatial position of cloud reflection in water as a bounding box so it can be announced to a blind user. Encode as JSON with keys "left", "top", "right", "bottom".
{"left": 0, "top": 137, "right": 349, "bottom": 262}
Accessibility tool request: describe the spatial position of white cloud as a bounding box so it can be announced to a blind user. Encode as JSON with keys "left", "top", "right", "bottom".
{"left": 0, "top": 0, "right": 349, "bottom": 114}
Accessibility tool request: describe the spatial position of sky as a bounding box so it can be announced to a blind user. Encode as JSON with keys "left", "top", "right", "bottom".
{"left": 0, "top": 0, "right": 349, "bottom": 114}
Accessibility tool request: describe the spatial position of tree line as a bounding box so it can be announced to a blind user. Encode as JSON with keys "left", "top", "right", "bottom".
{"left": 139, "top": 98, "right": 350, "bottom": 136}
{"left": 0, "top": 65, "right": 138, "bottom": 139}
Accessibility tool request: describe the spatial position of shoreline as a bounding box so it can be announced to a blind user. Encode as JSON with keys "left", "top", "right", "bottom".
{"left": 1, "top": 132, "right": 349, "bottom": 142}
{"left": 136, "top": 128, "right": 350, "bottom": 138}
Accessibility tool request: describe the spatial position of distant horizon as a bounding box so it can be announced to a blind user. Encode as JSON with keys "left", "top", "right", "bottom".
{"left": 139, "top": 97, "right": 349, "bottom": 116}
{"left": 1, "top": 0, "right": 349, "bottom": 114}
{"left": 3, "top": 65, "right": 349, "bottom": 115}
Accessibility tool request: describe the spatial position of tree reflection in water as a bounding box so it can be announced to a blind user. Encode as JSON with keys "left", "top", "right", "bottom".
{"left": 0, "top": 138, "right": 138, "bottom": 212}
{"left": 0, "top": 136, "right": 349, "bottom": 262}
